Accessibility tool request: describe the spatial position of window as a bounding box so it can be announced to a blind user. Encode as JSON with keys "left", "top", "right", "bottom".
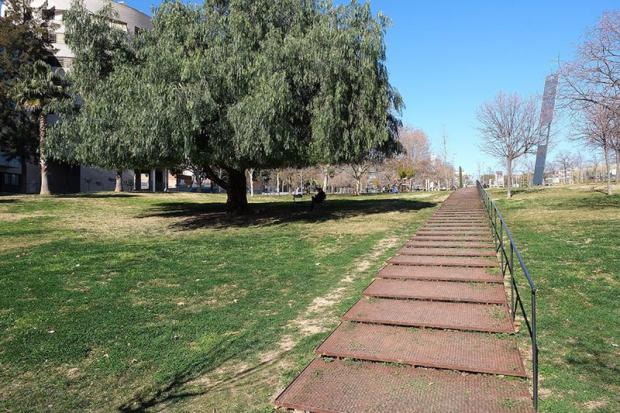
{"left": 3, "top": 173, "right": 19, "bottom": 186}
{"left": 109, "top": 20, "right": 128, "bottom": 33}
{"left": 57, "top": 57, "right": 73, "bottom": 69}
{"left": 42, "top": 7, "right": 55, "bottom": 21}
{"left": 50, "top": 32, "right": 65, "bottom": 44}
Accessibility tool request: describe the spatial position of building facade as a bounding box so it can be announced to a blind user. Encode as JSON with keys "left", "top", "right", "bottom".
{"left": 0, "top": 0, "right": 152, "bottom": 193}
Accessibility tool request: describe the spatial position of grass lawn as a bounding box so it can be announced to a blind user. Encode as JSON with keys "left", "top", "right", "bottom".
{"left": 1, "top": 185, "right": 618, "bottom": 412}
{"left": 0, "top": 191, "right": 446, "bottom": 412}
{"left": 491, "top": 184, "right": 620, "bottom": 413}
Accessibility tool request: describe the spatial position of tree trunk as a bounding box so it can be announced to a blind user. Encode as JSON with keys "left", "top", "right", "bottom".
{"left": 115, "top": 170, "right": 123, "bottom": 192}
{"left": 248, "top": 169, "right": 254, "bottom": 197}
{"left": 323, "top": 173, "right": 328, "bottom": 191}
{"left": 616, "top": 148, "right": 619, "bottom": 183}
{"left": 604, "top": 145, "right": 612, "bottom": 195}
{"left": 276, "top": 172, "right": 280, "bottom": 195}
{"left": 38, "top": 114, "right": 51, "bottom": 196}
{"left": 506, "top": 157, "right": 513, "bottom": 198}
{"left": 226, "top": 169, "right": 248, "bottom": 212}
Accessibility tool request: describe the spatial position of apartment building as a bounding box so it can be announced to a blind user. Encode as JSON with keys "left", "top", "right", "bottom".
{"left": 0, "top": 0, "right": 153, "bottom": 193}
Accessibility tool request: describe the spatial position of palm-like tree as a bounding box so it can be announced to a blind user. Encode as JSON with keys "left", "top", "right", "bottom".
{"left": 12, "top": 60, "right": 68, "bottom": 195}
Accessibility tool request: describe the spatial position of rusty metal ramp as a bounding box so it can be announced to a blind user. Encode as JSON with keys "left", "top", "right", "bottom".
{"left": 424, "top": 224, "right": 488, "bottom": 229}
{"left": 389, "top": 254, "right": 497, "bottom": 267}
{"left": 419, "top": 224, "right": 489, "bottom": 230}
{"left": 413, "top": 234, "right": 493, "bottom": 242}
{"left": 317, "top": 322, "right": 526, "bottom": 376}
{"left": 399, "top": 246, "right": 497, "bottom": 257}
{"left": 363, "top": 278, "right": 507, "bottom": 304}
{"left": 379, "top": 264, "right": 502, "bottom": 283}
{"left": 275, "top": 188, "right": 532, "bottom": 412}
{"left": 407, "top": 240, "right": 494, "bottom": 249}
{"left": 343, "top": 297, "right": 514, "bottom": 332}
{"left": 275, "top": 358, "right": 532, "bottom": 413}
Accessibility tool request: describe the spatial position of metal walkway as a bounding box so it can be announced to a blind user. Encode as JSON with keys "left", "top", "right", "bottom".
{"left": 275, "top": 188, "right": 533, "bottom": 412}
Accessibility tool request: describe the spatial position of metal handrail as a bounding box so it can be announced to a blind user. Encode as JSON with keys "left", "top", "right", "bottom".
{"left": 476, "top": 181, "right": 539, "bottom": 411}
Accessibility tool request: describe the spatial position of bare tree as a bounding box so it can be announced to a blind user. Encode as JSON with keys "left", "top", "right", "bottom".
{"left": 573, "top": 152, "right": 584, "bottom": 183}
{"left": 554, "top": 151, "right": 576, "bottom": 184}
{"left": 560, "top": 12, "right": 620, "bottom": 116}
{"left": 572, "top": 105, "right": 617, "bottom": 194}
{"left": 348, "top": 163, "right": 370, "bottom": 195}
{"left": 590, "top": 155, "right": 601, "bottom": 182}
{"left": 561, "top": 11, "right": 620, "bottom": 188}
{"left": 184, "top": 161, "right": 207, "bottom": 191}
{"left": 348, "top": 150, "right": 386, "bottom": 195}
{"left": 400, "top": 127, "right": 432, "bottom": 164}
{"left": 477, "top": 92, "right": 541, "bottom": 198}
{"left": 522, "top": 156, "right": 536, "bottom": 187}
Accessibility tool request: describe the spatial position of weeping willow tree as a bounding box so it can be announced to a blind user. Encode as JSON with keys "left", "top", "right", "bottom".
{"left": 50, "top": 0, "right": 402, "bottom": 210}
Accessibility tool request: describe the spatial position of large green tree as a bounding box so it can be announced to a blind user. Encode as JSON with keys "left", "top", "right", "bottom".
{"left": 49, "top": 0, "right": 136, "bottom": 191}
{"left": 50, "top": 0, "right": 402, "bottom": 210}
{"left": 0, "top": 0, "right": 56, "bottom": 192}
{"left": 11, "top": 60, "right": 68, "bottom": 195}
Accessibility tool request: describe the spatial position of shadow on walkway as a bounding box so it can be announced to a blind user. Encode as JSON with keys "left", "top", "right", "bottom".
{"left": 140, "top": 197, "right": 437, "bottom": 230}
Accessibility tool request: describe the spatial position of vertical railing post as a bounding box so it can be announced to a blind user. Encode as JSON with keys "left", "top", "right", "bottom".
{"left": 532, "top": 290, "right": 538, "bottom": 411}
{"left": 493, "top": 207, "right": 498, "bottom": 250}
{"left": 499, "top": 221, "right": 505, "bottom": 275}
{"left": 510, "top": 244, "right": 515, "bottom": 318}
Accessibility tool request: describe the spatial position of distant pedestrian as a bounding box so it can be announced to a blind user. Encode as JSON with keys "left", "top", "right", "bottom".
{"left": 310, "top": 187, "right": 326, "bottom": 211}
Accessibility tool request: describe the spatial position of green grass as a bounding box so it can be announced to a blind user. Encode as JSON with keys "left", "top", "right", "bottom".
{"left": 491, "top": 184, "right": 620, "bottom": 413}
{"left": 2, "top": 185, "right": 618, "bottom": 412}
{"left": 0, "top": 191, "right": 445, "bottom": 412}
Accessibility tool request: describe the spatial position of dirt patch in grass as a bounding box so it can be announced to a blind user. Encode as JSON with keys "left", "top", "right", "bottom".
{"left": 584, "top": 400, "right": 608, "bottom": 410}
{"left": 288, "top": 235, "right": 399, "bottom": 336}
{"left": 184, "top": 233, "right": 402, "bottom": 405}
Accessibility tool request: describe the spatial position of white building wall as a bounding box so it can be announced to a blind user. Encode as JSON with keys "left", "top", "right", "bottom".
{"left": 0, "top": 0, "right": 152, "bottom": 193}
{"left": 1, "top": 0, "right": 151, "bottom": 69}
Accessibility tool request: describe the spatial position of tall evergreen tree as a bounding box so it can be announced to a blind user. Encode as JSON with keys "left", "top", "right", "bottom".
{"left": 0, "top": 0, "right": 56, "bottom": 192}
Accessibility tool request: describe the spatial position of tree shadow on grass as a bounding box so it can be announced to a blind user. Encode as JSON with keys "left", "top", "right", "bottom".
{"left": 56, "top": 193, "right": 139, "bottom": 199}
{"left": 117, "top": 332, "right": 290, "bottom": 412}
{"left": 550, "top": 194, "right": 620, "bottom": 210}
{"left": 0, "top": 198, "right": 17, "bottom": 203}
{"left": 140, "top": 197, "right": 437, "bottom": 230}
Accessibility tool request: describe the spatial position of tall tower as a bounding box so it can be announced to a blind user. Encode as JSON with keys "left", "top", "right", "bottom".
{"left": 532, "top": 73, "right": 559, "bottom": 186}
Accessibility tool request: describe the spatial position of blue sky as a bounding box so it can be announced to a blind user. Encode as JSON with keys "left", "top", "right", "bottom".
{"left": 125, "top": 0, "right": 617, "bottom": 175}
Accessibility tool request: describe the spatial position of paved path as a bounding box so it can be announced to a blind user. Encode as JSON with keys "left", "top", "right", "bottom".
{"left": 275, "top": 188, "right": 533, "bottom": 412}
